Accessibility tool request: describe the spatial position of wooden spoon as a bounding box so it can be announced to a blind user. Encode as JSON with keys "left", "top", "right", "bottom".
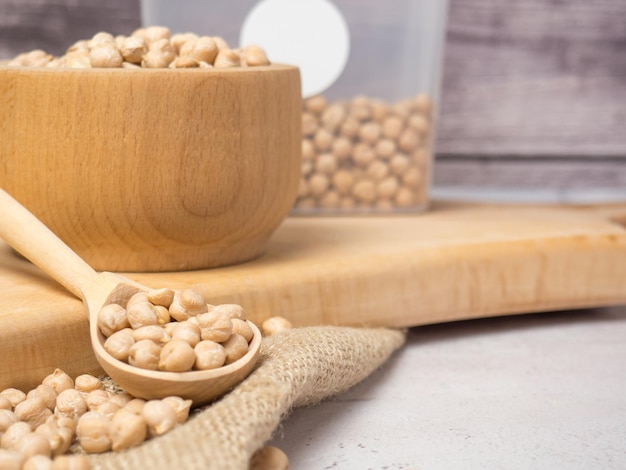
{"left": 0, "top": 188, "right": 261, "bottom": 405}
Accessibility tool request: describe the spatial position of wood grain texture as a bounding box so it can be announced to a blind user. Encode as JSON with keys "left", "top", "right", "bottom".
{"left": 2, "top": 202, "right": 626, "bottom": 391}
{"left": 0, "top": 65, "right": 302, "bottom": 271}
{"left": 438, "top": 0, "right": 626, "bottom": 158}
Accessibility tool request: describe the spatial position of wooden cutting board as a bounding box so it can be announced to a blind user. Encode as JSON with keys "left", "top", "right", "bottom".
{"left": 2, "top": 201, "right": 626, "bottom": 392}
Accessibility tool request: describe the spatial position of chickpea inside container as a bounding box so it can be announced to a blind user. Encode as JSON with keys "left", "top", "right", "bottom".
{"left": 295, "top": 93, "right": 434, "bottom": 214}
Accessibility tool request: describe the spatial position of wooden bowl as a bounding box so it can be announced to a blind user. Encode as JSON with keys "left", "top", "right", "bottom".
{"left": 0, "top": 65, "right": 301, "bottom": 271}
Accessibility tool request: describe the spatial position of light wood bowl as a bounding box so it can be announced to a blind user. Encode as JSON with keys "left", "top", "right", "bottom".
{"left": 0, "top": 65, "right": 301, "bottom": 271}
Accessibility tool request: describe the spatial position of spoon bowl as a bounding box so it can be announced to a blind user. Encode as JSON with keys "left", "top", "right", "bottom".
{"left": 0, "top": 188, "right": 261, "bottom": 406}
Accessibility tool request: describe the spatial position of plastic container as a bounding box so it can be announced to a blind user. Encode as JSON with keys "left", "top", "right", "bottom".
{"left": 141, "top": 0, "right": 449, "bottom": 214}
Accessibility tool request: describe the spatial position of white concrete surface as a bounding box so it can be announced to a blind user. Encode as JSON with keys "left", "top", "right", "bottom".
{"left": 269, "top": 306, "right": 626, "bottom": 469}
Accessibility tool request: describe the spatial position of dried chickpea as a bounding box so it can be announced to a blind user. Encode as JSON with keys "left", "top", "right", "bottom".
{"left": 170, "top": 32, "right": 198, "bottom": 53}
{"left": 332, "top": 170, "right": 355, "bottom": 196}
{"left": 352, "top": 179, "right": 376, "bottom": 203}
{"left": 1, "top": 421, "right": 31, "bottom": 449}
{"left": 123, "top": 399, "right": 146, "bottom": 416}
{"left": 398, "top": 129, "right": 420, "bottom": 152}
{"left": 88, "top": 32, "right": 115, "bottom": 49}
{"left": 319, "top": 191, "right": 340, "bottom": 208}
{"left": 389, "top": 153, "right": 411, "bottom": 175}
{"left": 321, "top": 104, "right": 345, "bottom": 132}
{"left": 14, "top": 397, "right": 52, "bottom": 430}
{"left": 192, "top": 36, "right": 218, "bottom": 64}
{"left": 243, "top": 45, "right": 270, "bottom": 66}
{"left": 377, "top": 176, "right": 400, "bottom": 199}
{"left": 54, "top": 389, "right": 86, "bottom": 421}
{"left": 302, "top": 139, "right": 315, "bottom": 160}
{"left": 0, "top": 397, "right": 12, "bottom": 410}
{"left": 128, "top": 340, "right": 161, "bottom": 371}
{"left": 158, "top": 339, "right": 196, "bottom": 372}
{"left": 109, "top": 408, "right": 147, "bottom": 451}
{"left": 120, "top": 35, "right": 147, "bottom": 64}
{"left": 261, "top": 316, "right": 293, "bottom": 336}
{"left": 26, "top": 386, "right": 56, "bottom": 412}
{"left": 125, "top": 293, "right": 159, "bottom": 329}
{"left": 308, "top": 173, "right": 329, "bottom": 197}
{"left": 402, "top": 166, "right": 424, "bottom": 189}
{"left": 76, "top": 412, "right": 111, "bottom": 453}
{"left": 221, "top": 334, "right": 249, "bottom": 365}
{"left": 366, "top": 160, "right": 389, "bottom": 181}
{"left": 302, "top": 113, "right": 318, "bottom": 137}
{"left": 214, "top": 49, "right": 241, "bottom": 68}
{"left": 74, "top": 375, "right": 103, "bottom": 394}
{"left": 0, "top": 388, "right": 26, "bottom": 408}
{"left": 250, "top": 446, "right": 289, "bottom": 470}
{"left": 352, "top": 143, "right": 376, "bottom": 167}
{"left": 193, "top": 341, "right": 226, "bottom": 370}
{"left": 88, "top": 46, "right": 123, "bottom": 68}
{"left": 375, "top": 139, "right": 396, "bottom": 159}
{"left": 198, "top": 311, "right": 233, "bottom": 343}
{"left": 358, "top": 122, "right": 382, "bottom": 144}
{"left": 108, "top": 392, "right": 132, "bottom": 409}
{"left": 83, "top": 390, "right": 109, "bottom": 412}
{"left": 161, "top": 397, "right": 192, "bottom": 424}
{"left": 382, "top": 115, "right": 404, "bottom": 139}
{"left": 304, "top": 95, "right": 327, "bottom": 115}
{"left": 315, "top": 153, "right": 337, "bottom": 175}
{"left": 331, "top": 136, "right": 352, "bottom": 161}
{"left": 395, "top": 187, "right": 415, "bottom": 207}
{"left": 132, "top": 325, "right": 170, "bottom": 344}
{"left": 89, "top": 400, "right": 120, "bottom": 419}
{"left": 339, "top": 116, "right": 360, "bottom": 139}
{"left": 169, "top": 289, "right": 208, "bottom": 321}
{"left": 142, "top": 25, "right": 171, "bottom": 45}
{"left": 103, "top": 328, "right": 135, "bottom": 361}
{"left": 0, "top": 409, "right": 18, "bottom": 433}
{"left": 170, "top": 320, "right": 201, "bottom": 347}
{"left": 211, "top": 304, "right": 245, "bottom": 320}
{"left": 97, "top": 303, "right": 128, "bottom": 338}
{"left": 313, "top": 128, "right": 334, "bottom": 152}
{"left": 231, "top": 319, "right": 254, "bottom": 343}
{"left": 141, "top": 400, "right": 177, "bottom": 437}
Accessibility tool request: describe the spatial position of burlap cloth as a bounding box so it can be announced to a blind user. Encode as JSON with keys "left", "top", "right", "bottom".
{"left": 89, "top": 326, "right": 405, "bottom": 469}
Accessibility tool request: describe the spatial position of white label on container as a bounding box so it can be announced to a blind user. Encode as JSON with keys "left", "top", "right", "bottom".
{"left": 240, "top": 0, "right": 350, "bottom": 98}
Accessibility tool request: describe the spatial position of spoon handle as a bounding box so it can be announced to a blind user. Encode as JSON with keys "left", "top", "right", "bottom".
{"left": 0, "top": 188, "right": 97, "bottom": 300}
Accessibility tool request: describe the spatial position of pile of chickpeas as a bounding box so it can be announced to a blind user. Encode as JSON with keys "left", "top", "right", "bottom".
{"left": 294, "top": 93, "right": 433, "bottom": 213}
{"left": 1, "top": 26, "right": 269, "bottom": 69}
{"left": 0, "top": 369, "right": 192, "bottom": 469}
{"left": 99, "top": 288, "right": 255, "bottom": 372}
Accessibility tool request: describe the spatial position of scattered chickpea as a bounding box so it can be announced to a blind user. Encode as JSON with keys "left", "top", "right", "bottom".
{"left": 76, "top": 412, "right": 111, "bottom": 454}
{"left": 141, "top": 400, "right": 177, "bottom": 437}
{"left": 0, "top": 390, "right": 24, "bottom": 410}
{"left": 26, "top": 386, "right": 57, "bottom": 412}
{"left": 261, "top": 316, "right": 293, "bottom": 336}
{"left": 54, "top": 389, "right": 87, "bottom": 421}
{"left": 1, "top": 421, "right": 32, "bottom": 449}
{"left": 0, "top": 396, "right": 12, "bottom": 410}
{"left": 14, "top": 397, "right": 52, "bottom": 430}
{"left": 0, "top": 409, "right": 18, "bottom": 433}
{"left": 161, "top": 397, "right": 192, "bottom": 424}
{"left": 109, "top": 408, "right": 146, "bottom": 451}
{"left": 250, "top": 446, "right": 289, "bottom": 470}
{"left": 73, "top": 376, "right": 103, "bottom": 394}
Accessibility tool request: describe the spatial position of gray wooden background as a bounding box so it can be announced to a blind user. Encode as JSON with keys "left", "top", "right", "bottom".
{"left": 1, "top": 0, "right": 625, "bottom": 201}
